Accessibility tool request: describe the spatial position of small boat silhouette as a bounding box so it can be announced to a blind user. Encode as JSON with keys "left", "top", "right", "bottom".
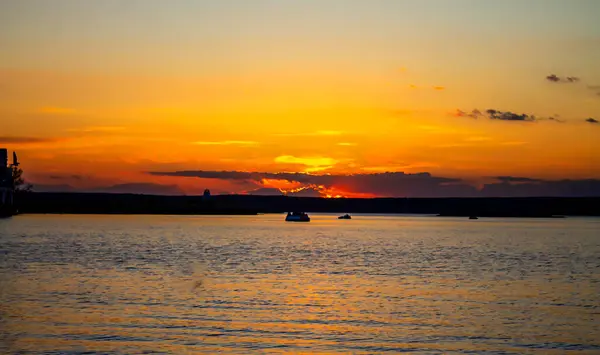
{"left": 338, "top": 214, "right": 351, "bottom": 219}
{"left": 469, "top": 216, "right": 478, "bottom": 220}
{"left": 285, "top": 212, "right": 310, "bottom": 222}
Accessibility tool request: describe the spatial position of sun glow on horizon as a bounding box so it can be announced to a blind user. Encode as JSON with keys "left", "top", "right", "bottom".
{"left": 1, "top": 1, "right": 599, "bottom": 197}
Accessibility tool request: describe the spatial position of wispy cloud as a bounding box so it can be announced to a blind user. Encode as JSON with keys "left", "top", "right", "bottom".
{"left": 588, "top": 85, "right": 600, "bottom": 97}
{"left": 453, "top": 109, "right": 482, "bottom": 119}
{"left": 37, "top": 107, "right": 77, "bottom": 115}
{"left": 316, "top": 130, "right": 343, "bottom": 136}
{"left": 0, "top": 136, "right": 58, "bottom": 144}
{"left": 361, "top": 162, "right": 439, "bottom": 172}
{"left": 456, "top": 108, "right": 595, "bottom": 125}
{"left": 408, "top": 84, "right": 445, "bottom": 91}
{"left": 455, "top": 108, "right": 535, "bottom": 122}
{"left": 274, "top": 155, "right": 337, "bottom": 166}
{"left": 545, "top": 75, "right": 600, "bottom": 98}
{"left": 486, "top": 109, "right": 534, "bottom": 121}
{"left": 275, "top": 131, "right": 344, "bottom": 137}
{"left": 434, "top": 143, "right": 473, "bottom": 148}
{"left": 192, "top": 140, "right": 259, "bottom": 146}
{"left": 389, "top": 109, "right": 417, "bottom": 116}
{"left": 68, "top": 126, "right": 126, "bottom": 133}
{"left": 465, "top": 136, "right": 492, "bottom": 142}
{"left": 545, "top": 74, "right": 580, "bottom": 83}
{"left": 417, "top": 125, "right": 459, "bottom": 133}
{"left": 499, "top": 141, "right": 528, "bottom": 146}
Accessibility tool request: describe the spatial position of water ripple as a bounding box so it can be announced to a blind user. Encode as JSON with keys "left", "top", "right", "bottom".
{"left": 1, "top": 214, "right": 599, "bottom": 354}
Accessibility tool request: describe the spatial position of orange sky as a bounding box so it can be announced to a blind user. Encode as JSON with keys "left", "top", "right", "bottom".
{"left": 1, "top": 1, "right": 599, "bottom": 196}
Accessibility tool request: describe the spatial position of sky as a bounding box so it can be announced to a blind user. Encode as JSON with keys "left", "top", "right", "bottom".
{"left": 1, "top": 0, "right": 599, "bottom": 197}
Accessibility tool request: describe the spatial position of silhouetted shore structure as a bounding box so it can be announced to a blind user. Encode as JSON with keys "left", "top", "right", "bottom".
{"left": 0, "top": 149, "right": 18, "bottom": 217}
{"left": 14, "top": 193, "right": 600, "bottom": 217}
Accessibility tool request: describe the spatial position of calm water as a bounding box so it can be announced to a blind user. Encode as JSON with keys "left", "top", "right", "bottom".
{"left": 0, "top": 214, "right": 599, "bottom": 354}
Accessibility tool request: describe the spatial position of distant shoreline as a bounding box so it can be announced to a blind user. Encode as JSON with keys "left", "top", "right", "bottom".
{"left": 10, "top": 192, "right": 600, "bottom": 217}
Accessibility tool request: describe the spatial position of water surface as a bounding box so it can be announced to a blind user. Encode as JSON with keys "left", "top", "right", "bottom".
{"left": 1, "top": 214, "right": 599, "bottom": 354}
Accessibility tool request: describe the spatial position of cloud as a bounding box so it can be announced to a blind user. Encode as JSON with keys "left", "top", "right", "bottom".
{"left": 494, "top": 176, "right": 543, "bottom": 183}
{"left": 48, "top": 174, "right": 84, "bottom": 180}
{"left": 408, "top": 85, "right": 445, "bottom": 91}
{"left": 192, "top": 140, "right": 259, "bottom": 146}
{"left": 147, "top": 170, "right": 477, "bottom": 198}
{"left": 456, "top": 109, "right": 596, "bottom": 125}
{"left": 545, "top": 74, "right": 580, "bottom": 83}
{"left": 465, "top": 136, "right": 492, "bottom": 142}
{"left": 587, "top": 85, "right": 600, "bottom": 96}
{"left": 315, "top": 130, "right": 343, "bottom": 136}
{"left": 361, "top": 162, "right": 440, "bottom": 172}
{"left": 0, "top": 136, "right": 58, "bottom": 144}
{"left": 545, "top": 75, "right": 600, "bottom": 97}
{"left": 37, "top": 107, "right": 77, "bottom": 115}
{"left": 453, "top": 109, "right": 482, "bottom": 119}
{"left": 68, "top": 126, "right": 125, "bottom": 133}
{"left": 455, "top": 108, "right": 536, "bottom": 121}
{"left": 389, "top": 109, "right": 417, "bottom": 116}
{"left": 486, "top": 109, "right": 534, "bottom": 121}
{"left": 274, "top": 131, "right": 344, "bottom": 137}
{"left": 482, "top": 178, "right": 600, "bottom": 197}
{"left": 499, "top": 141, "right": 528, "bottom": 146}
{"left": 546, "top": 116, "right": 565, "bottom": 123}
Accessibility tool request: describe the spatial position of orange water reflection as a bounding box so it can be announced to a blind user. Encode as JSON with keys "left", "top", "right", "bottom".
{"left": 1, "top": 215, "right": 599, "bottom": 354}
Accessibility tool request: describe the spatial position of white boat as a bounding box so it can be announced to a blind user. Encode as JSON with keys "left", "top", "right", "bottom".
{"left": 285, "top": 212, "right": 310, "bottom": 222}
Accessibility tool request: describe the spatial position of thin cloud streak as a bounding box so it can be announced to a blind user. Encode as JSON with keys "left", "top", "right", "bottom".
{"left": 192, "top": 140, "right": 259, "bottom": 146}
{"left": 37, "top": 107, "right": 77, "bottom": 115}
{"left": 68, "top": 126, "right": 126, "bottom": 133}
{"left": 274, "top": 131, "right": 344, "bottom": 137}
{"left": 0, "top": 136, "right": 58, "bottom": 144}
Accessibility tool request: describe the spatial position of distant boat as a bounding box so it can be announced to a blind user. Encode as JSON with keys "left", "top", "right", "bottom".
{"left": 285, "top": 212, "right": 310, "bottom": 222}
{"left": 469, "top": 216, "right": 478, "bottom": 220}
{"left": 338, "top": 214, "right": 351, "bottom": 219}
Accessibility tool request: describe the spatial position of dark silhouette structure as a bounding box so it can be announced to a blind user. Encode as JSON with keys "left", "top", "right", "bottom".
{"left": 14, "top": 193, "right": 600, "bottom": 217}
{"left": 0, "top": 148, "right": 19, "bottom": 216}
